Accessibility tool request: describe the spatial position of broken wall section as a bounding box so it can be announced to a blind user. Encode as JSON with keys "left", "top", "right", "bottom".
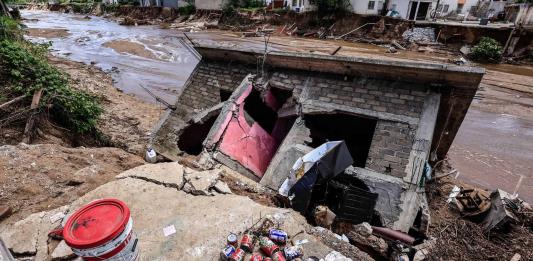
{"left": 151, "top": 60, "right": 253, "bottom": 160}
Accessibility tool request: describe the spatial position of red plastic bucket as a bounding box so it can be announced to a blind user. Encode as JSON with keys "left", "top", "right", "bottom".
{"left": 63, "top": 199, "right": 139, "bottom": 261}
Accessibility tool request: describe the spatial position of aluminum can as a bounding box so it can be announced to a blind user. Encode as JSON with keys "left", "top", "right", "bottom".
{"left": 228, "top": 233, "right": 239, "bottom": 247}
{"left": 220, "top": 245, "right": 236, "bottom": 261}
{"left": 240, "top": 233, "right": 255, "bottom": 252}
{"left": 259, "top": 237, "right": 279, "bottom": 256}
{"left": 229, "top": 248, "right": 245, "bottom": 261}
{"left": 268, "top": 229, "right": 288, "bottom": 243}
{"left": 271, "top": 251, "right": 286, "bottom": 261}
{"left": 250, "top": 253, "right": 264, "bottom": 261}
{"left": 283, "top": 245, "right": 303, "bottom": 260}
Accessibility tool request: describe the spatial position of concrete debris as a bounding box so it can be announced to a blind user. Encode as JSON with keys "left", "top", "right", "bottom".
{"left": 347, "top": 223, "right": 389, "bottom": 257}
{"left": 402, "top": 27, "right": 436, "bottom": 43}
{"left": 184, "top": 169, "right": 221, "bottom": 196}
{"left": 510, "top": 253, "right": 522, "bottom": 261}
{"left": 213, "top": 180, "right": 232, "bottom": 194}
{"left": 314, "top": 205, "right": 336, "bottom": 228}
{"left": 310, "top": 227, "right": 374, "bottom": 261}
{"left": 0, "top": 205, "right": 68, "bottom": 259}
{"left": 323, "top": 251, "right": 352, "bottom": 261}
{"left": 1, "top": 163, "right": 360, "bottom": 260}
{"left": 412, "top": 237, "right": 436, "bottom": 261}
{"left": 116, "top": 162, "right": 185, "bottom": 189}
{"left": 50, "top": 240, "right": 75, "bottom": 261}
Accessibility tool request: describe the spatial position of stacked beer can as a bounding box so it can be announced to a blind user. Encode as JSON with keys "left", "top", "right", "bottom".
{"left": 220, "top": 228, "right": 304, "bottom": 261}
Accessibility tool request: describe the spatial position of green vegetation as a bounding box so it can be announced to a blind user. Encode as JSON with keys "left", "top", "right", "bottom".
{"left": 0, "top": 16, "right": 102, "bottom": 133}
{"left": 178, "top": 4, "right": 195, "bottom": 16}
{"left": 470, "top": 37, "right": 503, "bottom": 63}
{"left": 223, "top": 0, "right": 265, "bottom": 14}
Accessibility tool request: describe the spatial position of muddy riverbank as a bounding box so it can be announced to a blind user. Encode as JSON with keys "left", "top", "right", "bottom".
{"left": 22, "top": 10, "right": 198, "bottom": 105}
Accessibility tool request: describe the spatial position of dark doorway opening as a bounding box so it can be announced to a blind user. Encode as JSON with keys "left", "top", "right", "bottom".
{"left": 409, "top": 2, "right": 418, "bottom": 20}
{"left": 243, "top": 88, "right": 279, "bottom": 133}
{"left": 304, "top": 113, "right": 377, "bottom": 167}
{"left": 416, "top": 2, "right": 430, "bottom": 20}
{"left": 219, "top": 89, "right": 232, "bottom": 102}
{"left": 177, "top": 115, "right": 218, "bottom": 155}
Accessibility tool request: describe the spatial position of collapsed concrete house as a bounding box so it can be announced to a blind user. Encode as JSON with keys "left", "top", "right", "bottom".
{"left": 151, "top": 42, "right": 484, "bottom": 232}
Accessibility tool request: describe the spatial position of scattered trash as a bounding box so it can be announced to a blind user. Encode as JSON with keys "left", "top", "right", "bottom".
{"left": 163, "top": 225, "right": 177, "bottom": 237}
{"left": 145, "top": 147, "right": 157, "bottom": 163}
{"left": 219, "top": 219, "right": 306, "bottom": 261}
{"left": 447, "top": 185, "right": 461, "bottom": 203}
{"left": 482, "top": 189, "right": 521, "bottom": 232}
{"left": 279, "top": 141, "right": 353, "bottom": 213}
{"left": 452, "top": 188, "right": 491, "bottom": 217}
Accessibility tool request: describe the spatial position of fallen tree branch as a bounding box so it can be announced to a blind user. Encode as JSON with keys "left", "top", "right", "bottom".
{"left": 0, "top": 95, "right": 26, "bottom": 110}
{"left": 22, "top": 89, "right": 43, "bottom": 144}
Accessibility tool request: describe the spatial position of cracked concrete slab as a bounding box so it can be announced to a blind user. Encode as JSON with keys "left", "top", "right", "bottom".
{"left": 116, "top": 162, "right": 184, "bottom": 189}
{"left": 0, "top": 205, "right": 69, "bottom": 259}
{"left": 1, "top": 163, "right": 370, "bottom": 260}
{"left": 184, "top": 169, "right": 221, "bottom": 196}
{"left": 51, "top": 240, "right": 75, "bottom": 260}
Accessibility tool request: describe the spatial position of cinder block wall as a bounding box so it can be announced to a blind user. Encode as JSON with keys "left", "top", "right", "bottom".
{"left": 178, "top": 60, "right": 250, "bottom": 110}
{"left": 177, "top": 61, "right": 429, "bottom": 178}
{"left": 269, "top": 71, "right": 428, "bottom": 178}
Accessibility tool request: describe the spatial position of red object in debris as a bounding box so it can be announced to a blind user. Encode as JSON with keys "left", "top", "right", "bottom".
{"left": 217, "top": 84, "right": 280, "bottom": 177}
{"left": 240, "top": 233, "right": 254, "bottom": 252}
{"left": 63, "top": 199, "right": 139, "bottom": 260}
{"left": 371, "top": 226, "right": 415, "bottom": 245}
{"left": 259, "top": 237, "right": 279, "bottom": 257}
{"left": 229, "top": 248, "right": 246, "bottom": 261}
{"left": 250, "top": 253, "right": 264, "bottom": 261}
{"left": 271, "top": 251, "right": 286, "bottom": 261}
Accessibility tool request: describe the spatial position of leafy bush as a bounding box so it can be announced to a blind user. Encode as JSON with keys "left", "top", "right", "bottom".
{"left": 470, "top": 37, "right": 503, "bottom": 63}
{"left": 0, "top": 15, "right": 22, "bottom": 40}
{"left": 0, "top": 40, "right": 102, "bottom": 133}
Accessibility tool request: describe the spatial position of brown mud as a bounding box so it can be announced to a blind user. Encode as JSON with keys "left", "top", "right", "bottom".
{"left": 0, "top": 143, "right": 145, "bottom": 223}
{"left": 103, "top": 39, "right": 160, "bottom": 60}
{"left": 25, "top": 27, "right": 71, "bottom": 38}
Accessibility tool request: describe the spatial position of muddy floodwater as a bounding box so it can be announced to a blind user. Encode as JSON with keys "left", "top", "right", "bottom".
{"left": 22, "top": 10, "right": 199, "bottom": 104}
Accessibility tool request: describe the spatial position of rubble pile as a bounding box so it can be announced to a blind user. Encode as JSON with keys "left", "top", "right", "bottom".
{"left": 402, "top": 27, "right": 436, "bottom": 43}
